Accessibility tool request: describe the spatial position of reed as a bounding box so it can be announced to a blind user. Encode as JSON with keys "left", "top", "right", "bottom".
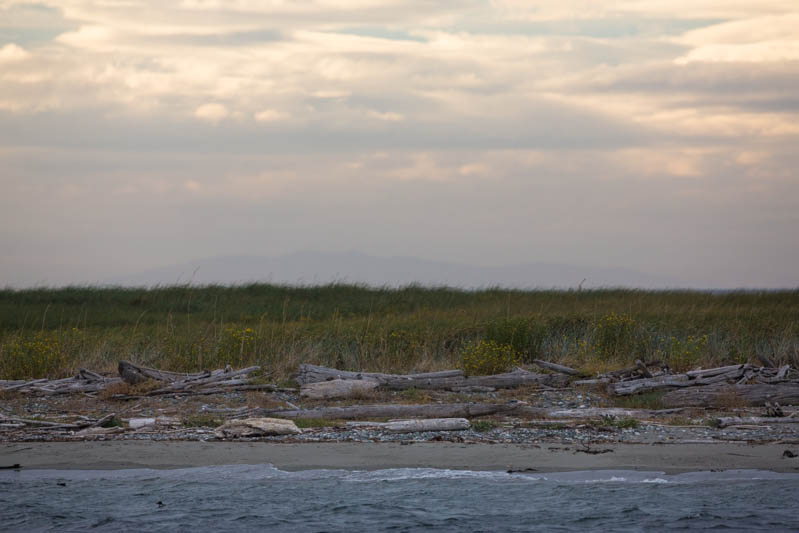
{"left": 1, "top": 284, "right": 796, "bottom": 381}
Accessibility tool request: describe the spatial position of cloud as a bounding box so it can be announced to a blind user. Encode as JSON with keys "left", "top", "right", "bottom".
{"left": 254, "top": 108, "right": 289, "bottom": 122}
{"left": 0, "top": 43, "right": 29, "bottom": 62}
{"left": 0, "top": 0, "right": 797, "bottom": 287}
{"left": 193, "top": 102, "right": 228, "bottom": 122}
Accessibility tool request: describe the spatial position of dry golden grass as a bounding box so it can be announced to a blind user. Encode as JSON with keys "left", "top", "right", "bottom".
{"left": 96, "top": 379, "right": 162, "bottom": 400}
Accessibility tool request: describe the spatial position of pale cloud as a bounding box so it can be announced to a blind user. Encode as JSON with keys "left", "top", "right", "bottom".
{"left": 254, "top": 108, "right": 290, "bottom": 122}
{"left": 1, "top": 0, "right": 798, "bottom": 287}
{"left": 0, "top": 43, "right": 29, "bottom": 62}
{"left": 193, "top": 102, "right": 228, "bottom": 121}
{"left": 368, "top": 110, "right": 404, "bottom": 122}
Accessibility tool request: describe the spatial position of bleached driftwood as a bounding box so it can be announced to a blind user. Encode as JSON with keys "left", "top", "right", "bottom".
{"left": 257, "top": 402, "right": 518, "bottom": 421}
{"left": 0, "top": 371, "right": 122, "bottom": 395}
{"left": 613, "top": 364, "right": 799, "bottom": 397}
{"left": 531, "top": 360, "right": 585, "bottom": 377}
{"left": 610, "top": 365, "right": 760, "bottom": 396}
{"left": 0, "top": 412, "right": 116, "bottom": 431}
{"left": 296, "top": 365, "right": 463, "bottom": 386}
{"left": 118, "top": 360, "right": 211, "bottom": 385}
{"left": 346, "top": 418, "right": 471, "bottom": 432}
{"left": 662, "top": 383, "right": 799, "bottom": 408}
{"left": 296, "top": 364, "right": 568, "bottom": 390}
{"left": 713, "top": 416, "right": 799, "bottom": 428}
{"left": 111, "top": 362, "right": 271, "bottom": 398}
{"left": 300, "top": 379, "right": 379, "bottom": 400}
{"left": 514, "top": 407, "right": 685, "bottom": 419}
{"left": 214, "top": 417, "right": 301, "bottom": 438}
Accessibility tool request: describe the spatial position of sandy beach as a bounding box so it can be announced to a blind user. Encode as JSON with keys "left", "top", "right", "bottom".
{"left": 3, "top": 441, "right": 798, "bottom": 474}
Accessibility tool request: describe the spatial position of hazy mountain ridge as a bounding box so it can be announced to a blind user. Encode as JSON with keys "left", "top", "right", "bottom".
{"left": 110, "top": 251, "right": 686, "bottom": 289}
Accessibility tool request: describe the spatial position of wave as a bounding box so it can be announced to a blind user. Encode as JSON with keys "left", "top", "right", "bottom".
{"left": 3, "top": 464, "right": 799, "bottom": 484}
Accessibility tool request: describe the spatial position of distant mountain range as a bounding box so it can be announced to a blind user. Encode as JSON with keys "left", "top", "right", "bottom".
{"left": 109, "top": 251, "right": 687, "bottom": 289}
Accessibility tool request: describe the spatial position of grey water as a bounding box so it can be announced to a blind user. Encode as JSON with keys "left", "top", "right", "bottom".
{"left": 2, "top": 466, "right": 799, "bottom": 532}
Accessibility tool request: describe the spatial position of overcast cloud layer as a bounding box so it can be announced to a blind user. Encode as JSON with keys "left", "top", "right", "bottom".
{"left": 1, "top": 1, "right": 797, "bottom": 288}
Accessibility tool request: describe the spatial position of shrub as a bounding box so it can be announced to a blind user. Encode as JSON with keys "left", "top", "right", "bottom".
{"left": 0, "top": 332, "right": 67, "bottom": 379}
{"left": 593, "top": 312, "right": 637, "bottom": 361}
{"left": 460, "top": 340, "right": 519, "bottom": 376}
{"left": 485, "top": 318, "right": 547, "bottom": 362}
{"left": 666, "top": 335, "right": 708, "bottom": 372}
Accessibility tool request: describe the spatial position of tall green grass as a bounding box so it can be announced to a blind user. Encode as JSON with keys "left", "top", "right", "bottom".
{"left": 1, "top": 284, "right": 796, "bottom": 380}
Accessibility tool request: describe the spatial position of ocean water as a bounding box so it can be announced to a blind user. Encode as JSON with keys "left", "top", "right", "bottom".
{"left": 2, "top": 465, "right": 799, "bottom": 532}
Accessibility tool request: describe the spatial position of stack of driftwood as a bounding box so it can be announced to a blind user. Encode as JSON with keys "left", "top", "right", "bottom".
{"left": 3, "top": 358, "right": 798, "bottom": 411}
{"left": 296, "top": 363, "right": 569, "bottom": 397}
{"left": 579, "top": 360, "right": 799, "bottom": 407}
{"left": 0, "top": 369, "right": 121, "bottom": 395}
{"left": 115, "top": 360, "right": 276, "bottom": 397}
{"left": 0, "top": 361, "right": 274, "bottom": 398}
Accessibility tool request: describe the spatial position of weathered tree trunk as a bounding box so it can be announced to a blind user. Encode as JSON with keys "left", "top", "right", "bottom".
{"left": 611, "top": 366, "right": 750, "bottom": 396}
{"left": 713, "top": 416, "right": 799, "bottom": 428}
{"left": 296, "top": 364, "right": 568, "bottom": 390}
{"left": 118, "top": 360, "right": 210, "bottom": 384}
{"left": 514, "top": 407, "right": 685, "bottom": 419}
{"left": 256, "top": 402, "right": 517, "bottom": 420}
{"left": 300, "top": 379, "right": 380, "bottom": 400}
{"left": 347, "top": 418, "right": 471, "bottom": 432}
{"left": 296, "top": 364, "right": 463, "bottom": 385}
{"left": 662, "top": 383, "right": 799, "bottom": 408}
{"left": 531, "top": 360, "right": 585, "bottom": 377}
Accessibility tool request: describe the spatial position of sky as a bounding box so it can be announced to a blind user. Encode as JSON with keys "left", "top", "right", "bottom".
{"left": 1, "top": 1, "right": 798, "bottom": 288}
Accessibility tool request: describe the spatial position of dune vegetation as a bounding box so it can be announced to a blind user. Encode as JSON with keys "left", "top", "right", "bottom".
{"left": 0, "top": 284, "right": 797, "bottom": 382}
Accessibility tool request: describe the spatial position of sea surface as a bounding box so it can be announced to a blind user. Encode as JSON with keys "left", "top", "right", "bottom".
{"left": 2, "top": 465, "right": 799, "bottom": 532}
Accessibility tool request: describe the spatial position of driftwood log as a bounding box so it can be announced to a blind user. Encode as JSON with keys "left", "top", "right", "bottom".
{"left": 662, "top": 383, "right": 799, "bottom": 408}
{"left": 118, "top": 360, "right": 212, "bottom": 385}
{"left": 713, "top": 416, "right": 799, "bottom": 428}
{"left": 300, "top": 379, "right": 379, "bottom": 400}
{"left": 296, "top": 364, "right": 569, "bottom": 391}
{"left": 608, "top": 364, "right": 791, "bottom": 396}
{"left": 347, "top": 418, "right": 471, "bottom": 432}
{"left": 0, "top": 371, "right": 122, "bottom": 395}
{"left": 113, "top": 361, "right": 268, "bottom": 397}
{"left": 514, "top": 407, "right": 686, "bottom": 419}
{"left": 256, "top": 402, "right": 519, "bottom": 420}
{"left": 531, "top": 360, "right": 585, "bottom": 377}
{"left": 296, "top": 365, "right": 463, "bottom": 386}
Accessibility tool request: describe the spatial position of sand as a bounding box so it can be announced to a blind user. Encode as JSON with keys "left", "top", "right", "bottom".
{"left": 3, "top": 441, "right": 799, "bottom": 473}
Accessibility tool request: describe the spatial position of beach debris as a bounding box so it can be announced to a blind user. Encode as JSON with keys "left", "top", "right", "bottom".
{"left": 214, "top": 417, "right": 301, "bottom": 438}
{"left": 75, "top": 426, "right": 124, "bottom": 436}
{"left": 765, "top": 402, "right": 784, "bottom": 417}
{"left": 344, "top": 418, "right": 471, "bottom": 433}
{"left": 712, "top": 416, "right": 799, "bottom": 428}
{"left": 0, "top": 412, "right": 117, "bottom": 432}
{"left": 783, "top": 450, "right": 798, "bottom": 458}
{"left": 0, "top": 370, "right": 122, "bottom": 395}
{"left": 116, "top": 361, "right": 278, "bottom": 398}
{"left": 300, "top": 379, "right": 379, "bottom": 400}
{"left": 256, "top": 401, "right": 520, "bottom": 421}
{"left": 129, "top": 418, "right": 156, "bottom": 429}
{"left": 296, "top": 364, "right": 569, "bottom": 391}
{"left": 573, "top": 360, "right": 668, "bottom": 386}
{"left": 513, "top": 407, "right": 684, "bottom": 420}
{"left": 0, "top": 362, "right": 275, "bottom": 398}
{"left": 530, "top": 360, "right": 586, "bottom": 377}
{"left": 610, "top": 364, "right": 799, "bottom": 397}
{"left": 662, "top": 383, "right": 799, "bottom": 408}
{"left": 574, "top": 445, "right": 613, "bottom": 455}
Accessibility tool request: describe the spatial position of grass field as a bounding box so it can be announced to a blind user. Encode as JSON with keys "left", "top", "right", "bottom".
{"left": 1, "top": 284, "right": 797, "bottom": 381}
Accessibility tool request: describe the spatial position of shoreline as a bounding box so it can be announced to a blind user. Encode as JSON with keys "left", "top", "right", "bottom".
{"left": 3, "top": 441, "right": 799, "bottom": 474}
